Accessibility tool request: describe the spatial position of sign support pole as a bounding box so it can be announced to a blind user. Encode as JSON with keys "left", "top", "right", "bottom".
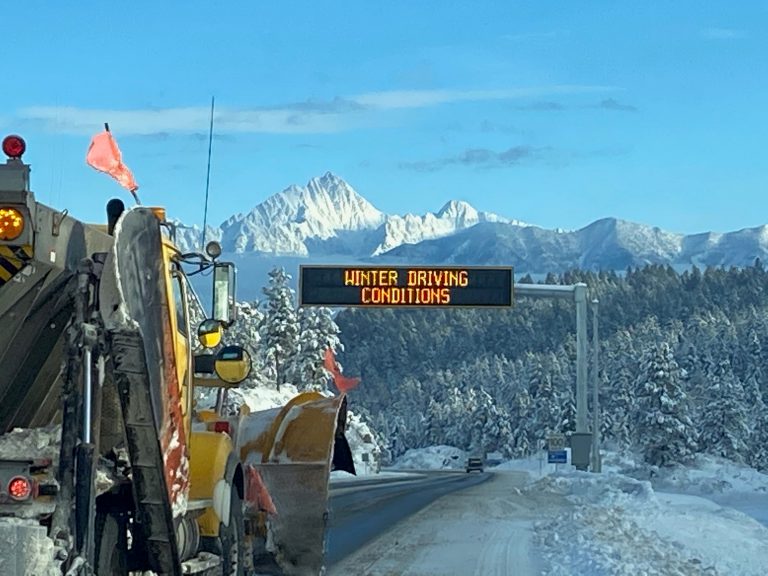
{"left": 591, "top": 298, "right": 602, "bottom": 473}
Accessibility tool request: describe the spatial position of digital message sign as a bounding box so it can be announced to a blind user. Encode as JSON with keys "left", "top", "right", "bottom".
{"left": 299, "top": 265, "right": 514, "bottom": 308}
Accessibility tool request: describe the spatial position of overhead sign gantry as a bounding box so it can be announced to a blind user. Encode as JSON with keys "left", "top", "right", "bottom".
{"left": 299, "top": 265, "right": 514, "bottom": 308}
{"left": 298, "top": 264, "right": 598, "bottom": 472}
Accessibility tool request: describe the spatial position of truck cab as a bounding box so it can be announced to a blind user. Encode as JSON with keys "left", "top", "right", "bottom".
{"left": 466, "top": 456, "right": 484, "bottom": 473}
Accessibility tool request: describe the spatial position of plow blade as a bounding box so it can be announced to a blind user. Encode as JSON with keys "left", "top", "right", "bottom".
{"left": 238, "top": 392, "right": 355, "bottom": 575}
{"left": 102, "top": 207, "right": 186, "bottom": 575}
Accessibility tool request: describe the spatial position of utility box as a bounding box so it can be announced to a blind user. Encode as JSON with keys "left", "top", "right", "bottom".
{"left": 569, "top": 432, "right": 592, "bottom": 471}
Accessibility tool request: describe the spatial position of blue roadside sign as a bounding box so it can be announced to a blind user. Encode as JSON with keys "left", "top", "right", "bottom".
{"left": 548, "top": 449, "right": 568, "bottom": 464}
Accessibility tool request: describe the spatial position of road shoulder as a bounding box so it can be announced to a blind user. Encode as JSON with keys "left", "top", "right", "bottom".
{"left": 328, "top": 471, "right": 555, "bottom": 576}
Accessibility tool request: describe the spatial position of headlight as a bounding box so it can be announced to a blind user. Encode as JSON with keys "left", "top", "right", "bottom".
{"left": 0, "top": 207, "right": 24, "bottom": 241}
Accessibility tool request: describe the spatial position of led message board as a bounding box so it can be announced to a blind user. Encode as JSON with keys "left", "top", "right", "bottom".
{"left": 299, "top": 265, "right": 514, "bottom": 307}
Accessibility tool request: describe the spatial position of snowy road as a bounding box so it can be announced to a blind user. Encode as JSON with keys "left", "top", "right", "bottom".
{"left": 326, "top": 471, "right": 491, "bottom": 567}
{"left": 327, "top": 471, "right": 558, "bottom": 576}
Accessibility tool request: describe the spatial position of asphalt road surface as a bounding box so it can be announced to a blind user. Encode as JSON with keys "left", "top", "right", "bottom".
{"left": 325, "top": 470, "right": 492, "bottom": 567}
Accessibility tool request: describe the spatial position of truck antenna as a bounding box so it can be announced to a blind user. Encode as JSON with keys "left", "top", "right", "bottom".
{"left": 201, "top": 96, "right": 215, "bottom": 251}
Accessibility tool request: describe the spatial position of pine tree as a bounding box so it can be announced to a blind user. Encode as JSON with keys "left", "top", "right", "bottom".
{"left": 261, "top": 267, "right": 300, "bottom": 390}
{"left": 742, "top": 330, "right": 766, "bottom": 420}
{"left": 634, "top": 342, "right": 697, "bottom": 467}
{"left": 606, "top": 330, "right": 636, "bottom": 449}
{"left": 557, "top": 384, "right": 577, "bottom": 440}
{"left": 750, "top": 414, "right": 768, "bottom": 471}
{"left": 699, "top": 359, "right": 750, "bottom": 463}
{"left": 225, "top": 301, "right": 265, "bottom": 386}
{"left": 532, "top": 365, "right": 559, "bottom": 447}
{"left": 291, "top": 306, "right": 342, "bottom": 392}
{"left": 510, "top": 386, "right": 533, "bottom": 458}
{"left": 465, "top": 387, "right": 513, "bottom": 456}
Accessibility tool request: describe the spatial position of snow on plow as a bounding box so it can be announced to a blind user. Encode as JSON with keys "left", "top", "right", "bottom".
{"left": 238, "top": 392, "right": 355, "bottom": 575}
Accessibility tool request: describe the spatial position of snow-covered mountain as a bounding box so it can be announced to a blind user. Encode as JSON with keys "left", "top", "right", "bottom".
{"left": 175, "top": 172, "right": 768, "bottom": 279}
{"left": 382, "top": 218, "right": 768, "bottom": 271}
{"left": 373, "top": 199, "right": 519, "bottom": 256}
{"left": 173, "top": 172, "right": 522, "bottom": 257}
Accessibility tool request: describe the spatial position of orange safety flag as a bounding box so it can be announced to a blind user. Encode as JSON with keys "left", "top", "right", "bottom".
{"left": 324, "top": 348, "right": 361, "bottom": 393}
{"left": 244, "top": 465, "right": 277, "bottom": 515}
{"left": 86, "top": 129, "right": 140, "bottom": 201}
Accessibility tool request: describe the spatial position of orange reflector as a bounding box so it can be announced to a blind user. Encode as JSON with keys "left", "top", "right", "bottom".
{"left": 8, "top": 476, "right": 32, "bottom": 501}
{"left": 149, "top": 207, "right": 167, "bottom": 222}
{"left": 0, "top": 207, "right": 24, "bottom": 241}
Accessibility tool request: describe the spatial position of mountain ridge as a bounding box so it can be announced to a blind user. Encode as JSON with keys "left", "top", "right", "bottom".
{"left": 172, "top": 173, "right": 768, "bottom": 278}
{"left": 173, "top": 171, "right": 525, "bottom": 257}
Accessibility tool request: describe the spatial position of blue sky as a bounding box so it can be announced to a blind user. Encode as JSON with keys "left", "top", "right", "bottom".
{"left": 2, "top": 1, "right": 766, "bottom": 234}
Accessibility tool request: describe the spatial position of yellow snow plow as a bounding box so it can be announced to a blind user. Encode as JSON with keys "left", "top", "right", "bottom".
{"left": 0, "top": 134, "right": 354, "bottom": 575}
{"left": 236, "top": 391, "right": 354, "bottom": 575}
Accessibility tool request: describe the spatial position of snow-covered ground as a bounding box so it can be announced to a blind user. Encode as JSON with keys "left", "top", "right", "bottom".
{"left": 331, "top": 446, "right": 768, "bottom": 575}
{"left": 329, "top": 469, "right": 545, "bottom": 576}
{"left": 390, "top": 445, "right": 468, "bottom": 471}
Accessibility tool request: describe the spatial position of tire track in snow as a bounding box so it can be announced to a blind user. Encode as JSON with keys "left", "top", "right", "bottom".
{"left": 329, "top": 471, "right": 556, "bottom": 576}
{"left": 474, "top": 522, "right": 537, "bottom": 576}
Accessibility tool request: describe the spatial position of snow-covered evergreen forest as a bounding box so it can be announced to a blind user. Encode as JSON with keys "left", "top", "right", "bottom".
{"left": 222, "top": 266, "right": 344, "bottom": 400}
{"left": 333, "top": 262, "right": 768, "bottom": 470}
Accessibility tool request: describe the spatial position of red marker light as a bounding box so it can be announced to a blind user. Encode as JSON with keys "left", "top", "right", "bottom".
{"left": 2, "top": 135, "right": 26, "bottom": 159}
{"left": 213, "top": 421, "right": 231, "bottom": 435}
{"left": 8, "top": 476, "right": 32, "bottom": 501}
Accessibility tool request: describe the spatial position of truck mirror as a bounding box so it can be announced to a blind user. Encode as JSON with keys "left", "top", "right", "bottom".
{"left": 214, "top": 345, "right": 252, "bottom": 384}
{"left": 212, "top": 262, "right": 237, "bottom": 327}
{"left": 197, "top": 319, "right": 223, "bottom": 349}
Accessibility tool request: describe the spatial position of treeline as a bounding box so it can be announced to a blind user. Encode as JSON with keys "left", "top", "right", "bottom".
{"left": 336, "top": 261, "right": 768, "bottom": 469}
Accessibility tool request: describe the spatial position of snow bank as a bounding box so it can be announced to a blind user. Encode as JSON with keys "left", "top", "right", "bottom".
{"left": 344, "top": 411, "right": 382, "bottom": 475}
{"left": 0, "top": 426, "right": 61, "bottom": 462}
{"left": 227, "top": 383, "right": 301, "bottom": 413}
{"left": 390, "top": 445, "right": 466, "bottom": 471}
{"left": 0, "top": 519, "right": 61, "bottom": 576}
{"left": 530, "top": 469, "right": 768, "bottom": 576}
{"left": 495, "top": 450, "right": 572, "bottom": 477}
{"left": 604, "top": 451, "right": 768, "bottom": 495}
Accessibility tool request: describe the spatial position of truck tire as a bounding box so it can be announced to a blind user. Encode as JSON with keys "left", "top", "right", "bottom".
{"left": 94, "top": 512, "right": 129, "bottom": 575}
{"left": 220, "top": 486, "right": 245, "bottom": 576}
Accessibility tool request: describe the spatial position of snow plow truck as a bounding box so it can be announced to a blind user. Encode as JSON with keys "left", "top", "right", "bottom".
{"left": 0, "top": 134, "right": 355, "bottom": 575}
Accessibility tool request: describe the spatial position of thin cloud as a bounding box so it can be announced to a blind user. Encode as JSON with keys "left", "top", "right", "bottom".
{"left": 594, "top": 98, "right": 638, "bottom": 112}
{"left": 19, "top": 105, "right": 359, "bottom": 136}
{"left": 400, "top": 145, "right": 546, "bottom": 172}
{"left": 354, "top": 85, "right": 614, "bottom": 110}
{"left": 188, "top": 132, "right": 237, "bottom": 143}
{"left": 701, "top": 27, "right": 748, "bottom": 40}
{"left": 516, "top": 101, "right": 566, "bottom": 111}
{"left": 515, "top": 99, "right": 637, "bottom": 112}
{"left": 16, "top": 85, "right": 618, "bottom": 136}
{"left": 479, "top": 120, "right": 523, "bottom": 134}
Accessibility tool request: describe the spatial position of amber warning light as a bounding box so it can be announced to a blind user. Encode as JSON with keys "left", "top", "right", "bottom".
{"left": 2, "top": 135, "right": 26, "bottom": 159}
{"left": 0, "top": 207, "right": 24, "bottom": 241}
{"left": 299, "top": 265, "right": 514, "bottom": 308}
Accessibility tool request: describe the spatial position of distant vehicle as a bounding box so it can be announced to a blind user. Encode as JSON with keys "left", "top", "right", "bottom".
{"left": 465, "top": 457, "right": 484, "bottom": 473}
